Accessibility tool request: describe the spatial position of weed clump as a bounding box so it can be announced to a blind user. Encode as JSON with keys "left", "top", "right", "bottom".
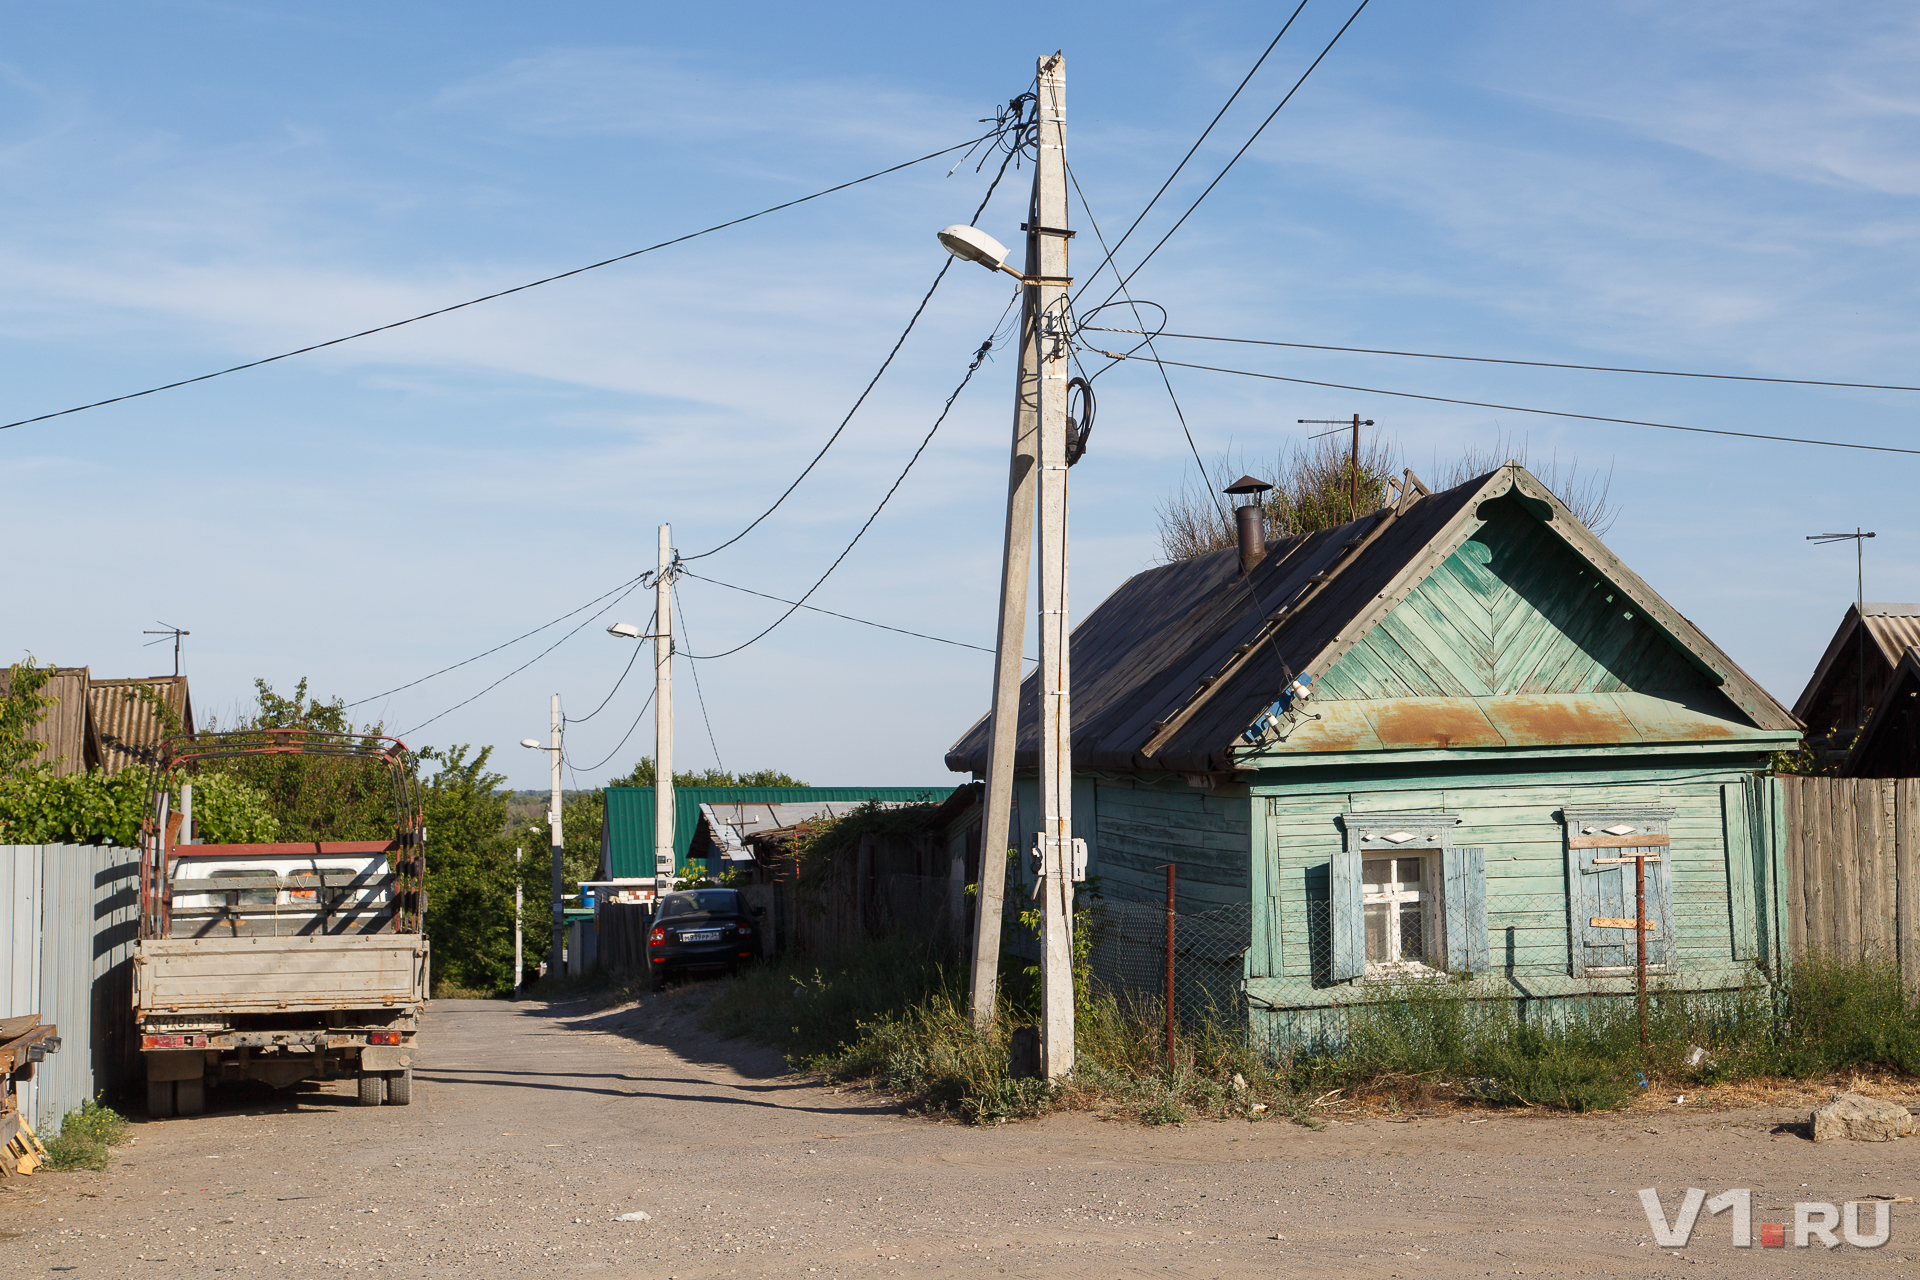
{"left": 41, "top": 1099, "right": 129, "bottom": 1172}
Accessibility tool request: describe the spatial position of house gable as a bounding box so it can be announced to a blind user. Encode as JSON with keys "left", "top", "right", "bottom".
{"left": 1317, "top": 496, "right": 1713, "bottom": 702}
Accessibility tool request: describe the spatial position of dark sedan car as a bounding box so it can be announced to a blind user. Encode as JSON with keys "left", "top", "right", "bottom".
{"left": 648, "top": 889, "right": 759, "bottom": 989}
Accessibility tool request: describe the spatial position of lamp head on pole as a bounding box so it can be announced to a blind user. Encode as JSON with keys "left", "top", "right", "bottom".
{"left": 607, "top": 622, "right": 643, "bottom": 640}
{"left": 519, "top": 738, "right": 542, "bottom": 750}
{"left": 937, "top": 225, "right": 1027, "bottom": 282}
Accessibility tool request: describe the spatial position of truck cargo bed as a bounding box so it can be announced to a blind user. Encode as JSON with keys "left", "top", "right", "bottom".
{"left": 135, "top": 935, "right": 427, "bottom": 1015}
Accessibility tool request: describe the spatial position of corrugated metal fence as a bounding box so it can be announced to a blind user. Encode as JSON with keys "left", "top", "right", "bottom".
{"left": 0, "top": 844, "right": 139, "bottom": 1130}
{"left": 1779, "top": 776, "right": 1920, "bottom": 990}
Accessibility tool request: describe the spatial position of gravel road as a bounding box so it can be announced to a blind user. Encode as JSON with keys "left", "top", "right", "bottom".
{"left": 3, "top": 992, "right": 1916, "bottom": 1278}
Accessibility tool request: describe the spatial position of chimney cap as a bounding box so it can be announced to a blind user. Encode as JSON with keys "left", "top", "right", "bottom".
{"left": 1223, "top": 474, "right": 1274, "bottom": 497}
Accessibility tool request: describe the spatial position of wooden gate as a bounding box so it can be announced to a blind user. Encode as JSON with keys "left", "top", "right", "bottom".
{"left": 1778, "top": 776, "right": 1920, "bottom": 989}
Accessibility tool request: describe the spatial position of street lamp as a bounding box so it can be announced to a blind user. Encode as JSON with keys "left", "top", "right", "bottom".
{"left": 938, "top": 225, "right": 1028, "bottom": 282}
{"left": 521, "top": 708, "right": 564, "bottom": 981}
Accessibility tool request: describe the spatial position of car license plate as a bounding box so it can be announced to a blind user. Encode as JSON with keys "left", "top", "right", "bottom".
{"left": 683, "top": 930, "right": 721, "bottom": 942}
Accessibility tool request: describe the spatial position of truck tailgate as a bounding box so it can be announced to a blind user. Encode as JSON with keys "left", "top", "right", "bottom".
{"left": 135, "top": 935, "right": 428, "bottom": 1015}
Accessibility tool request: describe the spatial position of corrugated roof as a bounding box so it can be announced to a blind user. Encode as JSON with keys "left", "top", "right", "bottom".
{"left": 1790, "top": 604, "right": 1920, "bottom": 733}
{"left": 2, "top": 668, "right": 97, "bottom": 776}
{"left": 86, "top": 676, "right": 194, "bottom": 775}
{"left": 602, "top": 786, "right": 951, "bottom": 879}
{"left": 947, "top": 464, "right": 1796, "bottom": 776}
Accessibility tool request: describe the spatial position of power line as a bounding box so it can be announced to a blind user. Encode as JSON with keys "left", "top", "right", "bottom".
{"left": 684, "top": 116, "right": 1029, "bottom": 563}
{"left": 562, "top": 608, "right": 655, "bottom": 725}
{"left": 685, "top": 333, "right": 1000, "bottom": 660}
{"left": 563, "top": 687, "right": 655, "bottom": 775}
{"left": 673, "top": 591, "right": 726, "bottom": 777}
{"left": 1067, "top": 2, "right": 1311, "bottom": 310}
{"left": 1078, "top": 343, "right": 1920, "bottom": 457}
{"left": 683, "top": 569, "right": 1023, "bottom": 657}
{"left": 1080, "top": 327, "right": 1920, "bottom": 395}
{"left": 1, "top": 132, "right": 998, "bottom": 434}
{"left": 397, "top": 572, "right": 654, "bottom": 738}
{"left": 1090, "top": 0, "right": 1374, "bottom": 313}
{"left": 347, "top": 571, "right": 653, "bottom": 709}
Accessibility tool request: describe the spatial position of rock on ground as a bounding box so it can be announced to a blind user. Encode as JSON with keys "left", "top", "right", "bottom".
{"left": 1811, "top": 1092, "right": 1915, "bottom": 1142}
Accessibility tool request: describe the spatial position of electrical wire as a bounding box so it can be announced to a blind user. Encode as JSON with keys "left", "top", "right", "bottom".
{"left": 1077, "top": 327, "right": 1920, "bottom": 395}
{"left": 346, "top": 571, "right": 653, "bottom": 708}
{"left": 562, "top": 608, "right": 655, "bottom": 725}
{"left": 1078, "top": 343, "right": 1920, "bottom": 458}
{"left": 1, "top": 133, "right": 998, "bottom": 434}
{"left": 563, "top": 687, "right": 655, "bottom": 775}
{"left": 1088, "top": 0, "right": 1373, "bottom": 314}
{"left": 673, "top": 590, "right": 726, "bottom": 778}
{"left": 684, "top": 113, "right": 1029, "bottom": 563}
{"left": 684, "top": 334, "right": 1001, "bottom": 660}
{"left": 683, "top": 569, "right": 1026, "bottom": 657}
{"left": 1067, "top": 1, "right": 1311, "bottom": 311}
{"left": 1065, "top": 158, "right": 1225, "bottom": 523}
{"left": 397, "top": 572, "right": 654, "bottom": 738}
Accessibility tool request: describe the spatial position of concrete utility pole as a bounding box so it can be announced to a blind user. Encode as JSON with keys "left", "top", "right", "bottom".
{"left": 654, "top": 524, "right": 677, "bottom": 904}
{"left": 1029, "top": 53, "right": 1076, "bottom": 1080}
{"left": 548, "top": 694, "right": 564, "bottom": 979}
{"left": 966, "top": 54, "right": 1076, "bottom": 1080}
{"left": 513, "top": 846, "right": 523, "bottom": 998}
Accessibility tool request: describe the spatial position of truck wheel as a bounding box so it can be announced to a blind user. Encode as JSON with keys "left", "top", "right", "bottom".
{"left": 175, "top": 1076, "right": 206, "bottom": 1116}
{"left": 385, "top": 1069, "right": 411, "bottom": 1106}
{"left": 357, "top": 1072, "right": 385, "bottom": 1107}
{"left": 146, "top": 1078, "right": 174, "bottom": 1119}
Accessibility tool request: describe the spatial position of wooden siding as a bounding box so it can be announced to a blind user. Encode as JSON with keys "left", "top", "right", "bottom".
{"left": 1089, "top": 777, "right": 1250, "bottom": 912}
{"left": 1248, "top": 759, "right": 1767, "bottom": 1008}
{"left": 1317, "top": 501, "right": 1712, "bottom": 702}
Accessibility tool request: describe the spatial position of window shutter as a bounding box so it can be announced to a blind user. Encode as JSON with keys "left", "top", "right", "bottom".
{"left": 1563, "top": 808, "right": 1675, "bottom": 978}
{"left": 1722, "top": 783, "right": 1757, "bottom": 961}
{"left": 1330, "top": 845, "right": 1364, "bottom": 982}
{"left": 1444, "top": 846, "right": 1488, "bottom": 973}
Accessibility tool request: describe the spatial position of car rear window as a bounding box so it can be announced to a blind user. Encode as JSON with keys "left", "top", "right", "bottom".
{"left": 661, "top": 890, "right": 740, "bottom": 917}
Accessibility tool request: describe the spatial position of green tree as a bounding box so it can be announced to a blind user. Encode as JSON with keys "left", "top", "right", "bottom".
{"left": 0, "top": 658, "right": 56, "bottom": 778}
{"left": 199, "top": 678, "right": 394, "bottom": 841}
{"left": 612, "top": 757, "right": 807, "bottom": 788}
{"left": 419, "top": 744, "right": 522, "bottom": 993}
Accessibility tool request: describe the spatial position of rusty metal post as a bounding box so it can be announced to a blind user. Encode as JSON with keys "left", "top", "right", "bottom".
{"left": 1635, "top": 852, "right": 1648, "bottom": 1049}
{"left": 1163, "top": 863, "right": 1176, "bottom": 1063}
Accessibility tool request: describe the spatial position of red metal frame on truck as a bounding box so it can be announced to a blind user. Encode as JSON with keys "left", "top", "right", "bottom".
{"left": 137, "top": 727, "right": 426, "bottom": 941}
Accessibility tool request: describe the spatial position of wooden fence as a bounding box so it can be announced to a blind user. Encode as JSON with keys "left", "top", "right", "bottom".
{"left": 1778, "top": 776, "right": 1920, "bottom": 990}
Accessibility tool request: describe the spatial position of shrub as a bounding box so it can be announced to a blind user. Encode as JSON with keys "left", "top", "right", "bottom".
{"left": 41, "top": 1100, "right": 130, "bottom": 1172}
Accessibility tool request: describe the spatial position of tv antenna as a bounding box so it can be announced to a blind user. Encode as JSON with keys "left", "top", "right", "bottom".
{"left": 142, "top": 622, "right": 190, "bottom": 677}
{"left": 1807, "top": 529, "right": 1876, "bottom": 734}
{"left": 1298, "top": 414, "right": 1374, "bottom": 521}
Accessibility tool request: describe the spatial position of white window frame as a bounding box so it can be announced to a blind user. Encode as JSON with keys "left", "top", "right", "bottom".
{"left": 1361, "top": 850, "right": 1442, "bottom": 976}
{"left": 1339, "top": 810, "right": 1462, "bottom": 983}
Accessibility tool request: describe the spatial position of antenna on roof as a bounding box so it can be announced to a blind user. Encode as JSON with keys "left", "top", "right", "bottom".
{"left": 1298, "top": 414, "right": 1375, "bottom": 522}
{"left": 142, "top": 622, "right": 190, "bottom": 677}
{"left": 1807, "top": 529, "right": 1876, "bottom": 736}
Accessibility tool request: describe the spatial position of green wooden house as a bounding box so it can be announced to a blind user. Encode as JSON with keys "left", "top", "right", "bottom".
{"left": 946, "top": 464, "right": 1802, "bottom": 1042}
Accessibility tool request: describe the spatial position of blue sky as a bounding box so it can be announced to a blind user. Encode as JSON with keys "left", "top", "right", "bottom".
{"left": 6, "top": 2, "right": 1919, "bottom": 789}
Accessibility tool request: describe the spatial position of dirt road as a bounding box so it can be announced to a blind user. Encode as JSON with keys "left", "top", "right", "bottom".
{"left": 3, "top": 993, "right": 1917, "bottom": 1278}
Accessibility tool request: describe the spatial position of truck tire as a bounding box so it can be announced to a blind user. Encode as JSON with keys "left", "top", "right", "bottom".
{"left": 146, "top": 1078, "right": 174, "bottom": 1119}
{"left": 385, "top": 1069, "right": 411, "bottom": 1106}
{"left": 357, "top": 1072, "right": 385, "bottom": 1107}
{"left": 175, "top": 1076, "right": 206, "bottom": 1117}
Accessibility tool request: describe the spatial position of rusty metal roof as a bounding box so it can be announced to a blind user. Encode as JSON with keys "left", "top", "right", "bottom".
{"left": 86, "top": 676, "right": 193, "bottom": 775}
{"left": 946, "top": 465, "right": 1795, "bottom": 776}
{"left": 1259, "top": 691, "right": 1769, "bottom": 755}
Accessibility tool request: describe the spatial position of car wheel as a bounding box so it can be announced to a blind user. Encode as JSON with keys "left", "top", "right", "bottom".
{"left": 357, "top": 1072, "right": 385, "bottom": 1107}
{"left": 146, "top": 1078, "right": 174, "bottom": 1119}
{"left": 175, "top": 1076, "right": 206, "bottom": 1116}
{"left": 385, "top": 1069, "right": 411, "bottom": 1106}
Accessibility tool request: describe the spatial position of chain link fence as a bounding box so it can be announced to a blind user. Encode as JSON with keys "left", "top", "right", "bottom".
{"left": 1084, "top": 898, "right": 1253, "bottom": 1029}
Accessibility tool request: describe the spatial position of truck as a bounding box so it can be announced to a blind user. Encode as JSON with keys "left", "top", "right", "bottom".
{"left": 133, "top": 728, "right": 429, "bottom": 1116}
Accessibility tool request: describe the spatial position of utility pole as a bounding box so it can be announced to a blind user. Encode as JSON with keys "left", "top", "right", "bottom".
{"left": 548, "top": 694, "right": 564, "bottom": 979}
{"left": 1030, "top": 52, "right": 1076, "bottom": 1081}
{"left": 1808, "top": 528, "right": 1877, "bottom": 735}
{"left": 1297, "top": 415, "right": 1373, "bottom": 521}
{"left": 654, "top": 524, "right": 677, "bottom": 905}
{"left": 513, "top": 845, "right": 523, "bottom": 999}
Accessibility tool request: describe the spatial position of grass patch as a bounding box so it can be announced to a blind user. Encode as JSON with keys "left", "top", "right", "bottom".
{"left": 703, "top": 941, "right": 1920, "bottom": 1125}
{"left": 41, "top": 1099, "right": 130, "bottom": 1172}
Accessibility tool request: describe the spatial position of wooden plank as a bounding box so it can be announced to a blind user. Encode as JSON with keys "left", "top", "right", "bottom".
{"left": 1569, "top": 834, "right": 1672, "bottom": 849}
{"left": 1899, "top": 779, "right": 1919, "bottom": 993}
{"left": 1839, "top": 778, "right": 1867, "bottom": 961}
{"left": 1783, "top": 776, "right": 1804, "bottom": 960}
{"left": 1862, "top": 779, "right": 1892, "bottom": 960}
{"left": 1806, "top": 776, "right": 1830, "bottom": 953}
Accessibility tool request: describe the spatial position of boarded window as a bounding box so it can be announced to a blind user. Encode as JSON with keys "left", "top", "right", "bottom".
{"left": 1563, "top": 807, "right": 1675, "bottom": 977}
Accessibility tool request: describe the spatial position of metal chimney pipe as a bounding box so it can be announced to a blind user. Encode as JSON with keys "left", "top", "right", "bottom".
{"left": 1222, "top": 475, "right": 1274, "bottom": 575}
{"left": 1235, "top": 503, "right": 1266, "bottom": 573}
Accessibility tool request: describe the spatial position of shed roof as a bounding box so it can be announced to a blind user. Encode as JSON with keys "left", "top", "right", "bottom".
{"left": 946, "top": 464, "right": 1797, "bottom": 775}
{"left": 86, "top": 676, "right": 194, "bottom": 774}
{"left": 601, "top": 786, "right": 950, "bottom": 879}
{"left": 1791, "top": 603, "right": 1920, "bottom": 725}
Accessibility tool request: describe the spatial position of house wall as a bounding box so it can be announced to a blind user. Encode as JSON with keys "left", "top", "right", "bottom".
{"left": 1244, "top": 752, "right": 1778, "bottom": 1043}
{"left": 1085, "top": 775, "right": 1251, "bottom": 911}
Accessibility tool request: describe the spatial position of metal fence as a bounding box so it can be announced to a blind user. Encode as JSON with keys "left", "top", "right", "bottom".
{"left": 0, "top": 844, "right": 139, "bottom": 1130}
{"left": 1085, "top": 899, "right": 1252, "bottom": 1029}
